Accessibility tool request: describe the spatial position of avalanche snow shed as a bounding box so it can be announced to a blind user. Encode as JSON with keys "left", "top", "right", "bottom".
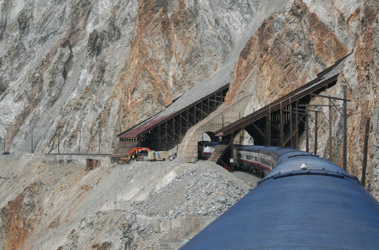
{"left": 112, "top": 82, "right": 230, "bottom": 158}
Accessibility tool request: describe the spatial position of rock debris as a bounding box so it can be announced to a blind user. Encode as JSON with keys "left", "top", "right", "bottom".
{"left": 0, "top": 155, "right": 258, "bottom": 250}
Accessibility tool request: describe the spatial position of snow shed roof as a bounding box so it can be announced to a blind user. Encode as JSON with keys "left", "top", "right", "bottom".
{"left": 215, "top": 55, "right": 348, "bottom": 137}
{"left": 118, "top": 70, "right": 231, "bottom": 138}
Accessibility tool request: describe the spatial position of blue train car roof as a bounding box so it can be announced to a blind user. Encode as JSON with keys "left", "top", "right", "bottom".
{"left": 234, "top": 145, "right": 307, "bottom": 163}
{"left": 235, "top": 145, "right": 299, "bottom": 156}
{"left": 203, "top": 141, "right": 220, "bottom": 146}
{"left": 233, "top": 145, "right": 266, "bottom": 151}
{"left": 181, "top": 145, "right": 379, "bottom": 249}
{"left": 233, "top": 146, "right": 352, "bottom": 179}
{"left": 264, "top": 154, "right": 357, "bottom": 182}
{"left": 180, "top": 170, "right": 379, "bottom": 249}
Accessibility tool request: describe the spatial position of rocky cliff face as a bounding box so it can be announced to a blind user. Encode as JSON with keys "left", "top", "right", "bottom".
{"left": 0, "top": 0, "right": 270, "bottom": 154}
{"left": 0, "top": 0, "right": 378, "bottom": 249}
{"left": 225, "top": 0, "right": 378, "bottom": 198}
{"left": 0, "top": 0, "right": 377, "bottom": 193}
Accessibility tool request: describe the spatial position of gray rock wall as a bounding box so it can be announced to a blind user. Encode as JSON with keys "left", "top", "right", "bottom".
{"left": 0, "top": 0, "right": 291, "bottom": 155}
{"left": 225, "top": 0, "right": 378, "bottom": 199}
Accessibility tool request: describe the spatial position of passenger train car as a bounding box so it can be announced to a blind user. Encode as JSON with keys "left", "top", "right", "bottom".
{"left": 232, "top": 145, "right": 313, "bottom": 176}
{"left": 181, "top": 145, "right": 379, "bottom": 249}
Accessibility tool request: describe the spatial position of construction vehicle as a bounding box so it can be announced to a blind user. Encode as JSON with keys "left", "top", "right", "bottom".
{"left": 120, "top": 147, "right": 151, "bottom": 163}
{"left": 119, "top": 147, "right": 170, "bottom": 163}
{"left": 128, "top": 147, "right": 151, "bottom": 160}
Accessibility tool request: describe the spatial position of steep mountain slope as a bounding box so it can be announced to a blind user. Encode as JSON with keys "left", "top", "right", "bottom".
{"left": 0, "top": 0, "right": 377, "bottom": 209}
{"left": 0, "top": 1, "right": 378, "bottom": 249}
{"left": 224, "top": 0, "right": 378, "bottom": 198}
{"left": 0, "top": 0, "right": 290, "bottom": 154}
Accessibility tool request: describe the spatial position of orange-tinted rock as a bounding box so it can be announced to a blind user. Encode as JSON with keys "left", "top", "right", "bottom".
{"left": 226, "top": 0, "right": 350, "bottom": 106}
{"left": 352, "top": 7, "right": 378, "bottom": 191}
{"left": 0, "top": 183, "right": 43, "bottom": 250}
{"left": 309, "top": 12, "right": 349, "bottom": 63}
{"left": 114, "top": 1, "right": 197, "bottom": 131}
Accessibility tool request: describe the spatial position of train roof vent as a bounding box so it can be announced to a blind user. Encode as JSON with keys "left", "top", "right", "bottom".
{"left": 300, "top": 164, "right": 308, "bottom": 170}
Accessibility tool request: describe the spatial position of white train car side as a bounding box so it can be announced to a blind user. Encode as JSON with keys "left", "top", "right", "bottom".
{"left": 232, "top": 145, "right": 293, "bottom": 176}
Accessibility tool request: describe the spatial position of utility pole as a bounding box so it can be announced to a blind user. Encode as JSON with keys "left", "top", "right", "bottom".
{"left": 295, "top": 101, "right": 299, "bottom": 149}
{"left": 267, "top": 106, "right": 271, "bottom": 146}
{"left": 98, "top": 127, "right": 101, "bottom": 154}
{"left": 30, "top": 119, "right": 34, "bottom": 154}
{"left": 280, "top": 102, "right": 284, "bottom": 147}
{"left": 31, "top": 131, "right": 34, "bottom": 153}
{"left": 342, "top": 85, "right": 347, "bottom": 171}
{"left": 314, "top": 111, "right": 318, "bottom": 155}
{"left": 329, "top": 99, "right": 333, "bottom": 160}
{"left": 79, "top": 126, "right": 81, "bottom": 154}
{"left": 361, "top": 117, "right": 370, "bottom": 186}
{"left": 311, "top": 89, "right": 350, "bottom": 170}
{"left": 239, "top": 112, "right": 243, "bottom": 144}
{"left": 290, "top": 102, "right": 293, "bottom": 148}
{"left": 305, "top": 107, "right": 309, "bottom": 152}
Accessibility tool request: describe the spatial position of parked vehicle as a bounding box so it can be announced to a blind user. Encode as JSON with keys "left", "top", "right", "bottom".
{"left": 148, "top": 151, "right": 169, "bottom": 161}
{"left": 120, "top": 147, "right": 169, "bottom": 162}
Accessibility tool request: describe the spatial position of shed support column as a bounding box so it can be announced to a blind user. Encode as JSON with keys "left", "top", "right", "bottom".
{"left": 290, "top": 103, "right": 293, "bottom": 148}
{"left": 165, "top": 121, "right": 168, "bottom": 145}
{"left": 295, "top": 101, "right": 299, "bottom": 149}
{"left": 266, "top": 107, "right": 271, "bottom": 146}
{"left": 172, "top": 118, "right": 176, "bottom": 142}
{"left": 158, "top": 125, "right": 161, "bottom": 148}
{"left": 186, "top": 110, "right": 189, "bottom": 129}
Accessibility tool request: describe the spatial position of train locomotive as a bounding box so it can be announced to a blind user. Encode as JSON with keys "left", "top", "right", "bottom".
{"left": 198, "top": 141, "right": 220, "bottom": 160}
{"left": 181, "top": 145, "right": 379, "bottom": 249}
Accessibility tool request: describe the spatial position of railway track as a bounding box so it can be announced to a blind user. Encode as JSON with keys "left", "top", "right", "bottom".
{"left": 47, "top": 153, "right": 111, "bottom": 156}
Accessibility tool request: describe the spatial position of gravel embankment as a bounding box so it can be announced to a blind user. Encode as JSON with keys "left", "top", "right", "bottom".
{"left": 135, "top": 161, "right": 253, "bottom": 220}
{"left": 0, "top": 155, "right": 260, "bottom": 250}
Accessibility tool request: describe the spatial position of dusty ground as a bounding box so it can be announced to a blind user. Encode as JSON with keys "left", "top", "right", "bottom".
{"left": 0, "top": 154, "right": 258, "bottom": 250}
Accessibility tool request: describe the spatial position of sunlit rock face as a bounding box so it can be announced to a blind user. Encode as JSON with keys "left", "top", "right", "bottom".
{"left": 0, "top": 1, "right": 378, "bottom": 249}
{"left": 225, "top": 0, "right": 378, "bottom": 199}
{"left": 0, "top": 0, "right": 273, "bottom": 154}
{"left": 0, "top": 1, "right": 377, "bottom": 197}
{"left": 225, "top": 0, "right": 354, "bottom": 106}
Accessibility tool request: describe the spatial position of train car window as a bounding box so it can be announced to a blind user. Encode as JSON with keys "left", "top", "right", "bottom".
{"left": 260, "top": 157, "right": 271, "bottom": 167}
